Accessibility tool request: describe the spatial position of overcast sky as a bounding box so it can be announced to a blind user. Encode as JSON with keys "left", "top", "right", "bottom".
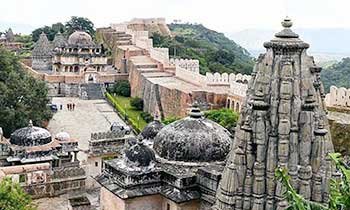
{"left": 0, "top": 0, "right": 347, "bottom": 34}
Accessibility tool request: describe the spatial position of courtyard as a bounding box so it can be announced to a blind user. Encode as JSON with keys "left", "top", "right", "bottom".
{"left": 47, "top": 97, "right": 128, "bottom": 162}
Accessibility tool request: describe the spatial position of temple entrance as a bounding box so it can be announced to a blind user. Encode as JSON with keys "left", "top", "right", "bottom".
{"left": 85, "top": 73, "right": 97, "bottom": 83}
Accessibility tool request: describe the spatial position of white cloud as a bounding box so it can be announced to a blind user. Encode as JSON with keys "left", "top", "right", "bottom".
{"left": 1, "top": 0, "right": 349, "bottom": 34}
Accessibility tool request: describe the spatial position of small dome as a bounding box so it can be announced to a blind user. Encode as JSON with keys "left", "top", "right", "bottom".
{"left": 10, "top": 121, "right": 52, "bottom": 147}
{"left": 125, "top": 140, "right": 156, "bottom": 167}
{"left": 68, "top": 31, "right": 94, "bottom": 46}
{"left": 140, "top": 120, "right": 164, "bottom": 140}
{"left": 153, "top": 105, "right": 232, "bottom": 162}
{"left": 55, "top": 132, "right": 70, "bottom": 141}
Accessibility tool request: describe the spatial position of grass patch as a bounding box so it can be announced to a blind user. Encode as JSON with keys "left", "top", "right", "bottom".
{"left": 106, "top": 93, "right": 148, "bottom": 133}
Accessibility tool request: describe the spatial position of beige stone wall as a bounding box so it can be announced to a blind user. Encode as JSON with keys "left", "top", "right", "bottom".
{"left": 100, "top": 187, "right": 126, "bottom": 210}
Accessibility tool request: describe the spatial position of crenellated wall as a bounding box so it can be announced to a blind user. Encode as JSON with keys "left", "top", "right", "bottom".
{"left": 170, "top": 58, "right": 200, "bottom": 73}
{"left": 205, "top": 72, "right": 252, "bottom": 85}
{"left": 325, "top": 85, "right": 350, "bottom": 107}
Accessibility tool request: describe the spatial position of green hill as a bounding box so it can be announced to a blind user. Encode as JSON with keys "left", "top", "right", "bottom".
{"left": 321, "top": 57, "right": 350, "bottom": 92}
{"left": 151, "top": 23, "right": 254, "bottom": 75}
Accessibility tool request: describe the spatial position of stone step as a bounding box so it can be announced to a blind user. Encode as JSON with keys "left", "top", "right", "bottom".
{"left": 135, "top": 64, "right": 158, "bottom": 69}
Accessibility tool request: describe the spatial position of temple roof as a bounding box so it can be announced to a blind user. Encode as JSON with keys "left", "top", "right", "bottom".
{"left": 52, "top": 32, "right": 67, "bottom": 48}
{"left": 125, "top": 139, "right": 156, "bottom": 167}
{"left": 153, "top": 104, "right": 232, "bottom": 162}
{"left": 10, "top": 121, "right": 52, "bottom": 147}
{"left": 32, "top": 32, "right": 53, "bottom": 57}
{"left": 140, "top": 119, "right": 164, "bottom": 140}
{"left": 68, "top": 31, "right": 95, "bottom": 47}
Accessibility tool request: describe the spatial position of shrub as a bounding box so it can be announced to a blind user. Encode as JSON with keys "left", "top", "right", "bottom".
{"left": 141, "top": 112, "right": 154, "bottom": 123}
{"left": 108, "top": 81, "right": 130, "bottom": 97}
{"left": 162, "top": 116, "right": 180, "bottom": 125}
{"left": 204, "top": 108, "right": 239, "bottom": 133}
{"left": 130, "top": 97, "right": 143, "bottom": 110}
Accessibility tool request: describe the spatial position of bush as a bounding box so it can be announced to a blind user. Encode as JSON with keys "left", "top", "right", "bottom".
{"left": 162, "top": 116, "right": 180, "bottom": 125}
{"left": 204, "top": 108, "right": 239, "bottom": 133}
{"left": 130, "top": 97, "right": 143, "bottom": 110}
{"left": 141, "top": 112, "right": 154, "bottom": 123}
{"left": 108, "top": 81, "right": 130, "bottom": 97}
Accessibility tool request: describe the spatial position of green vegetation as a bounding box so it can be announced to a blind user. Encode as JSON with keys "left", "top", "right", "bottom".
{"left": 107, "top": 81, "right": 131, "bottom": 97}
{"left": 106, "top": 93, "right": 147, "bottom": 133}
{"left": 0, "top": 48, "right": 52, "bottom": 138}
{"left": 321, "top": 57, "right": 350, "bottom": 92}
{"left": 276, "top": 153, "right": 350, "bottom": 210}
{"left": 0, "top": 177, "right": 37, "bottom": 210}
{"left": 130, "top": 97, "right": 143, "bottom": 110}
{"left": 204, "top": 108, "right": 239, "bottom": 133}
{"left": 162, "top": 116, "right": 181, "bottom": 125}
{"left": 32, "top": 16, "right": 95, "bottom": 42}
{"left": 140, "top": 112, "right": 154, "bottom": 123}
{"left": 14, "top": 34, "right": 34, "bottom": 57}
{"left": 151, "top": 23, "right": 254, "bottom": 75}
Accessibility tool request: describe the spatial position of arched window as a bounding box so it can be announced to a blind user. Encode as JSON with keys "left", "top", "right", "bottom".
{"left": 236, "top": 102, "right": 240, "bottom": 112}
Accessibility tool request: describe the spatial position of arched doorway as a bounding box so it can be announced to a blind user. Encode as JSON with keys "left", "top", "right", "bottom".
{"left": 85, "top": 73, "right": 97, "bottom": 83}
{"left": 235, "top": 102, "right": 240, "bottom": 112}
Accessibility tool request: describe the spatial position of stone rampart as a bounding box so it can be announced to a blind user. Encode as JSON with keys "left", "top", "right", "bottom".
{"left": 325, "top": 85, "right": 350, "bottom": 107}
{"left": 205, "top": 72, "right": 251, "bottom": 85}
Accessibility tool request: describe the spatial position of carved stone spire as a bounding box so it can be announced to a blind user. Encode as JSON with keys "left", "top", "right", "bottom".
{"left": 213, "top": 17, "right": 334, "bottom": 210}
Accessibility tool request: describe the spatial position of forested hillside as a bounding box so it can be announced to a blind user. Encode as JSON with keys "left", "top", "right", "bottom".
{"left": 151, "top": 23, "right": 254, "bottom": 75}
{"left": 321, "top": 57, "right": 350, "bottom": 92}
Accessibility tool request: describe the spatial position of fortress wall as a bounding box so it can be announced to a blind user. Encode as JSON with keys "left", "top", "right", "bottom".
{"left": 150, "top": 48, "right": 169, "bottom": 65}
{"left": 205, "top": 72, "right": 252, "bottom": 85}
{"left": 325, "top": 85, "right": 350, "bottom": 107}
{"left": 170, "top": 58, "right": 200, "bottom": 73}
{"left": 175, "top": 66, "right": 206, "bottom": 87}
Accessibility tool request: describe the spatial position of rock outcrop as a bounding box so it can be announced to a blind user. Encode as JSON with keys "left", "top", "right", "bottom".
{"left": 213, "top": 17, "right": 335, "bottom": 210}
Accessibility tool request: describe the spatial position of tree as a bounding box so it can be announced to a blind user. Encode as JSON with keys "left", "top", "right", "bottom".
{"left": 276, "top": 153, "right": 350, "bottom": 210}
{"left": 108, "top": 81, "right": 131, "bottom": 97}
{"left": 65, "top": 16, "right": 95, "bottom": 37}
{"left": 130, "top": 97, "right": 143, "bottom": 110}
{"left": 162, "top": 116, "right": 180, "bottom": 125}
{"left": 0, "top": 177, "right": 37, "bottom": 210}
{"left": 0, "top": 48, "right": 52, "bottom": 137}
{"left": 204, "top": 108, "right": 239, "bottom": 133}
{"left": 32, "top": 25, "right": 61, "bottom": 42}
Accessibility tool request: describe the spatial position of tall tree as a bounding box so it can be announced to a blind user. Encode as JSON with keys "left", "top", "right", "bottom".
{"left": 0, "top": 47, "right": 52, "bottom": 137}
{"left": 0, "top": 178, "right": 37, "bottom": 210}
{"left": 65, "top": 16, "right": 95, "bottom": 37}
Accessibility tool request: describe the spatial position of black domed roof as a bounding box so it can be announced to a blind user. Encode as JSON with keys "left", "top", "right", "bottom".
{"left": 125, "top": 140, "right": 156, "bottom": 167}
{"left": 140, "top": 120, "right": 164, "bottom": 140}
{"left": 10, "top": 121, "right": 52, "bottom": 147}
{"left": 153, "top": 105, "right": 232, "bottom": 162}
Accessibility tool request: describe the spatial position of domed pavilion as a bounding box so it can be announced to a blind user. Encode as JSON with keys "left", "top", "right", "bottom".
{"left": 97, "top": 104, "right": 233, "bottom": 210}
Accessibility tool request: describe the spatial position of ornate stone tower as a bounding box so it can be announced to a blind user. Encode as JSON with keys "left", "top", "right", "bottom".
{"left": 213, "top": 17, "right": 334, "bottom": 210}
{"left": 32, "top": 32, "right": 53, "bottom": 71}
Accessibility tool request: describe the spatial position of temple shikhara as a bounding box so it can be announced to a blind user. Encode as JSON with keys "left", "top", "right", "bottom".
{"left": 214, "top": 17, "right": 335, "bottom": 210}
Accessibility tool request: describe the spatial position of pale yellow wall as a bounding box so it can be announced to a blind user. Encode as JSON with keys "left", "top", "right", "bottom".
{"left": 100, "top": 187, "right": 126, "bottom": 210}
{"left": 100, "top": 187, "right": 200, "bottom": 210}
{"left": 126, "top": 194, "right": 163, "bottom": 210}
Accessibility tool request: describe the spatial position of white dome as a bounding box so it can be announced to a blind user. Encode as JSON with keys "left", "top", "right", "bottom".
{"left": 68, "top": 31, "right": 94, "bottom": 46}
{"left": 55, "top": 132, "right": 70, "bottom": 141}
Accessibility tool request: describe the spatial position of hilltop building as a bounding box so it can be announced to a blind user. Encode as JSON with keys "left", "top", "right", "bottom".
{"left": 214, "top": 17, "right": 335, "bottom": 210}
{"left": 29, "top": 32, "right": 127, "bottom": 99}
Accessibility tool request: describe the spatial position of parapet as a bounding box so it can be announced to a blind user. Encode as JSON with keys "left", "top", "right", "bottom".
{"left": 325, "top": 85, "right": 350, "bottom": 107}
{"left": 206, "top": 72, "right": 251, "bottom": 85}
{"left": 170, "top": 58, "right": 200, "bottom": 73}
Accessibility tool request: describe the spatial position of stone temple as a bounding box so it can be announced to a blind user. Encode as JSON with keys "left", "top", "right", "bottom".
{"left": 97, "top": 104, "right": 233, "bottom": 210}
{"left": 213, "top": 17, "right": 335, "bottom": 210}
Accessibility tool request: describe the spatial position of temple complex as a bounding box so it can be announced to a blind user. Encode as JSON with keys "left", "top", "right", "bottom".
{"left": 97, "top": 105, "right": 232, "bottom": 210}
{"left": 0, "top": 28, "right": 23, "bottom": 54}
{"left": 0, "top": 121, "right": 85, "bottom": 198}
{"left": 213, "top": 17, "right": 335, "bottom": 210}
{"left": 29, "top": 31, "right": 127, "bottom": 99}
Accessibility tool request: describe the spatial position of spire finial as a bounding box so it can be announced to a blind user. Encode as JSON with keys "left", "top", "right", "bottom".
{"left": 282, "top": 16, "right": 293, "bottom": 28}
{"left": 189, "top": 101, "right": 203, "bottom": 118}
{"left": 28, "top": 120, "right": 33, "bottom": 127}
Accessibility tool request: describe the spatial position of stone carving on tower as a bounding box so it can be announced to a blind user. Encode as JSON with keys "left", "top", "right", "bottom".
{"left": 213, "top": 17, "right": 335, "bottom": 210}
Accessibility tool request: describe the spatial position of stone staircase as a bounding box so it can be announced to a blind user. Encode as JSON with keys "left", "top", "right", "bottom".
{"left": 80, "top": 83, "right": 104, "bottom": 100}
{"left": 113, "top": 32, "right": 133, "bottom": 46}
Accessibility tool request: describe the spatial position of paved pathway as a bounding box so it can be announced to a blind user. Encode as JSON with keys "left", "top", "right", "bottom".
{"left": 47, "top": 97, "right": 127, "bottom": 162}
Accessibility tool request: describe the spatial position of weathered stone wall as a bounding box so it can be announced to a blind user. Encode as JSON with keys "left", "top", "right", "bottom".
{"left": 100, "top": 187, "right": 126, "bottom": 210}
{"left": 32, "top": 56, "right": 52, "bottom": 71}
{"left": 47, "top": 83, "right": 80, "bottom": 97}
